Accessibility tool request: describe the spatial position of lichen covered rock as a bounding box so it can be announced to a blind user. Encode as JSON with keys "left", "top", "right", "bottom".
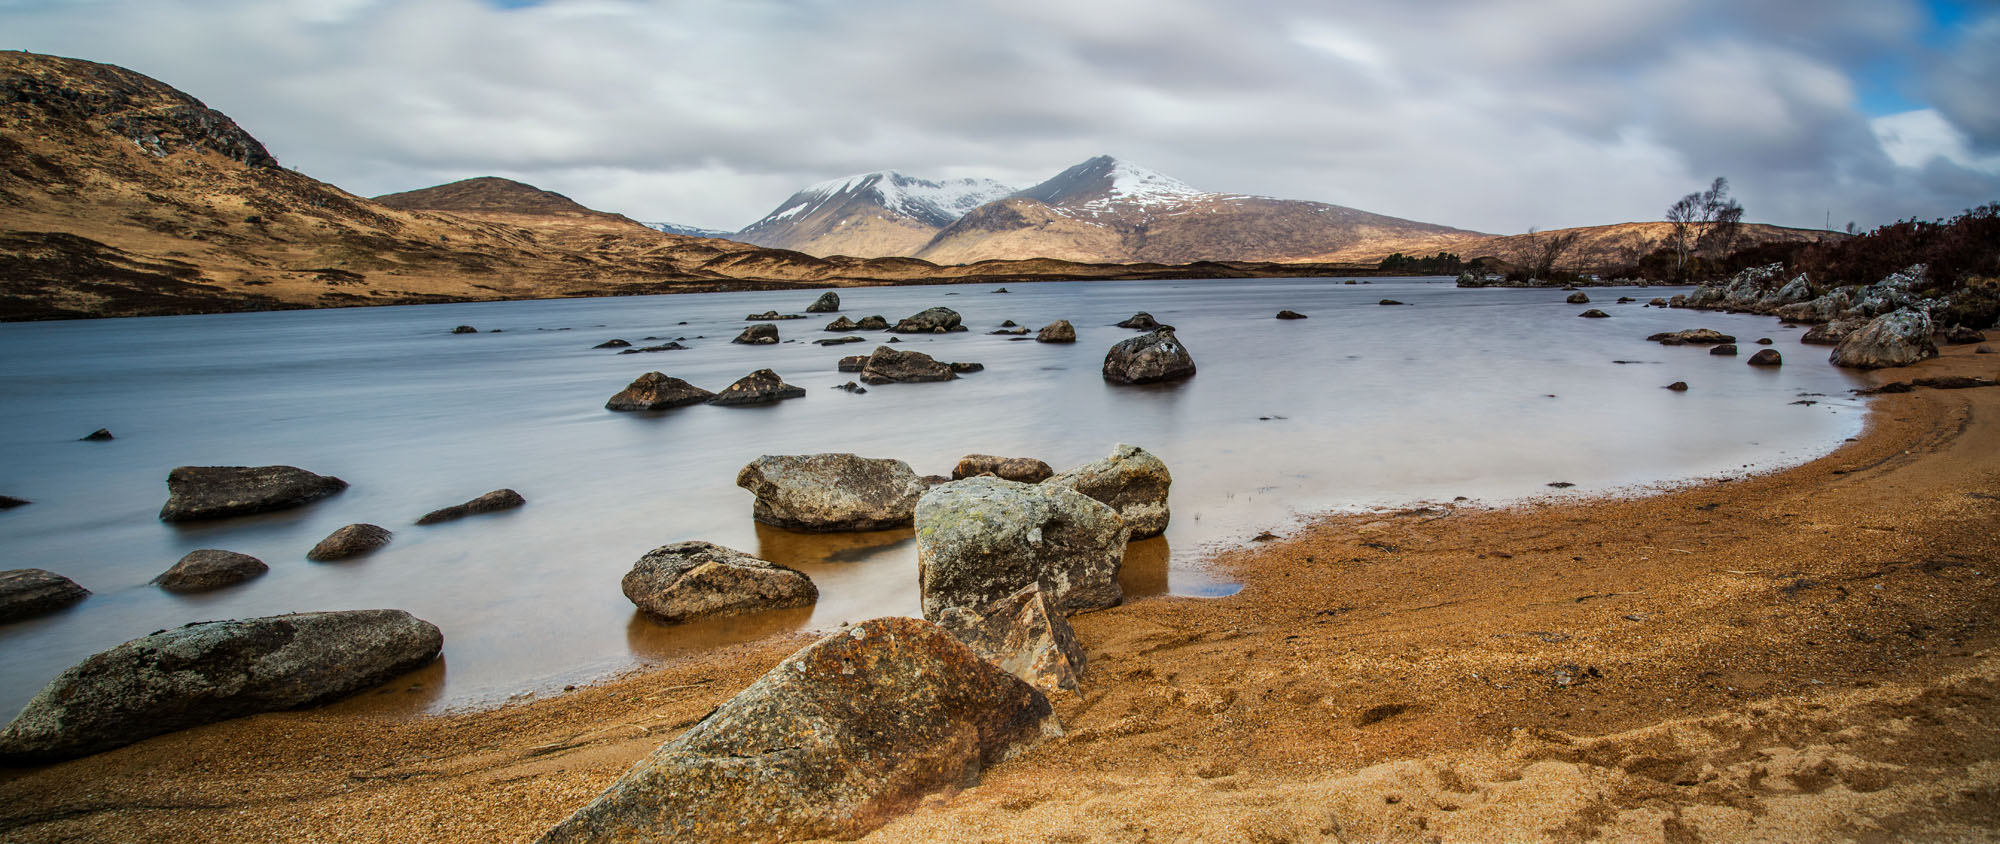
{"left": 621, "top": 541, "right": 817, "bottom": 624}
{"left": 1102, "top": 328, "right": 1196, "bottom": 384}
{"left": 1045, "top": 443, "right": 1172, "bottom": 539}
{"left": 916, "top": 476, "right": 1127, "bottom": 619}
{"left": 1830, "top": 309, "right": 1939, "bottom": 369}
{"left": 158, "top": 465, "right": 347, "bottom": 522}
{"left": 606, "top": 372, "right": 712, "bottom": 411}
{"left": 736, "top": 453, "right": 930, "bottom": 532}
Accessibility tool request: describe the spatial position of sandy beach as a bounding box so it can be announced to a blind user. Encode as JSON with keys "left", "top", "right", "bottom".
{"left": 2, "top": 342, "right": 1996, "bottom": 843}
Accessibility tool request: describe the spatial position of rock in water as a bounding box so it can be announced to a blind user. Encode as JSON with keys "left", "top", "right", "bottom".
{"left": 158, "top": 465, "right": 347, "bottom": 522}
{"left": 1116, "top": 312, "right": 1161, "bottom": 329}
{"left": 1566, "top": 292, "right": 1590, "bottom": 304}
{"left": 451, "top": 325, "right": 477, "bottom": 334}
{"left": 890, "top": 307, "right": 963, "bottom": 333}
{"left": 952, "top": 454, "right": 1055, "bottom": 484}
{"left": 823, "top": 315, "right": 859, "bottom": 331}
{"left": 533, "top": 617, "right": 1057, "bottom": 844}
{"left": 621, "top": 541, "right": 817, "bottom": 624}
{"left": 915, "top": 476, "right": 1127, "bottom": 619}
{"left": 153, "top": 550, "right": 266, "bottom": 592}
{"left": 416, "top": 489, "right": 526, "bottom": 525}
{"left": 1944, "top": 325, "right": 1987, "bottom": 344}
{"left": 80, "top": 428, "right": 113, "bottom": 441}
{"left": 936, "top": 585, "right": 1085, "bottom": 697}
{"left": 307, "top": 524, "right": 392, "bottom": 561}
{"left": 1036, "top": 320, "right": 1076, "bottom": 342}
{"left": 1830, "top": 309, "right": 1939, "bottom": 369}
{"left": 0, "top": 569, "right": 89, "bottom": 622}
{"left": 736, "top": 453, "right": 931, "bottom": 532}
{"left": 1710, "top": 344, "right": 1738, "bottom": 356}
{"left": 1665, "top": 381, "right": 1690, "bottom": 391}
{"left": 592, "top": 339, "right": 630, "bottom": 349}
{"left": 949, "top": 361, "right": 983, "bottom": 373}
{"left": 1747, "top": 349, "right": 1783, "bottom": 367}
{"left": 1577, "top": 309, "right": 1609, "bottom": 318}
{"left": 1102, "top": 328, "right": 1196, "bottom": 385}
{"left": 605, "top": 372, "right": 713, "bottom": 411}
{"left": 1044, "top": 443, "right": 1173, "bottom": 539}
{"left": 708, "top": 370, "right": 806, "bottom": 406}
{"left": 733, "top": 324, "right": 779, "bottom": 345}
{"left": 0, "top": 495, "right": 28, "bottom": 508}
{"left": 855, "top": 315, "right": 890, "bottom": 330}
{"left": 1275, "top": 310, "right": 1308, "bottom": 320}
{"left": 0, "top": 609, "right": 442, "bottom": 763}
{"left": 805, "top": 291, "right": 840, "bottom": 313}
{"left": 1801, "top": 319, "right": 1862, "bottom": 345}
{"left": 1647, "top": 329, "right": 1736, "bottom": 345}
{"left": 837, "top": 355, "right": 868, "bottom": 373}
{"left": 860, "top": 346, "right": 957, "bottom": 384}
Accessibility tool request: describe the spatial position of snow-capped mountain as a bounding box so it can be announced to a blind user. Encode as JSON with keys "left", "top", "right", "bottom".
{"left": 734, "top": 171, "right": 1017, "bottom": 256}
{"left": 1013, "top": 155, "right": 1209, "bottom": 214}
{"left": 641, "top": 221, "right": 739, "bottom": 240}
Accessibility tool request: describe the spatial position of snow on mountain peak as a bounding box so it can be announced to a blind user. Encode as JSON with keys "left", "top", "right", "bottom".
{"left": 1100, "top": 158, "right": 1205, "bottom": 205}
{"left": 763, "top": 170, "right": 1015, "bottom": 227}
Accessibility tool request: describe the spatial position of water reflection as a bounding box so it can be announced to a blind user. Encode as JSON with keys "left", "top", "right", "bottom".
{"left": 323, "top": 656, "right": 448, "bottom": 717}
{"left": 753, "top": 522, "right": 914, "bottom": 567}
{"left": 624, "top": 606, "right": 814, "bottom": 662}
{"left": 1119, "top": 535, "right": 1171, "bottom": 599}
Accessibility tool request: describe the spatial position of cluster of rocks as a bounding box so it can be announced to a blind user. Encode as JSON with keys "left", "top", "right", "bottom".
{"left": 1666, "top": 262, "right": 1988, "bottom": 370}
{"left": 824, "top": 314, "right": 890, "bottom": 331}
{"left": 606, "top": 370, "right": 806, "bottom": 410}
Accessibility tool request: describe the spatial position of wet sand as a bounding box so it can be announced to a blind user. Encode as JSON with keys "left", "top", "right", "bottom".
{"left": 2, "top": 345, "right": 1997, "bottom": 843}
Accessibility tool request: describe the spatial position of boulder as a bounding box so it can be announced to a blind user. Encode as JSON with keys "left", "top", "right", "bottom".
{"left": 736, "top": 453, "right": 930, "bottom": 532}
{"left": 533, "top": 617, "right": 1056, "bottom": 844}
{"left": 1647, "top": 329, "right": 1736, "bottom": 345}
{"left": 416, "top": 489, "right": 526, "bottom": 525}
{"left": 1116, "top": 312, "right": 1161, "bottom": 329}
{"left": 831, "top": 381, "right": 867, "bottom": 393}
{"left": 1801, "top": 319, "right": 1863, "bottom": 345}
{"left": 307, "top": 524, "right": 392, "bottom": 561}
{"left": 158, "top": 465, "right": 348, "bottom": 522}
{"left": 915, "top": 477, "right": 1127, "bottom": 619}
{"left": 836, "top": 355, "right": 868, "bottom": 373}
{"left": 1378, "top": 299, "right": 1404, "bottom": 306}
{"left": 1649, "top": 298, "right": 1668, "bottom": 307}
{"left": 1830, "top": 309, "right": 1939, "bottom": 369}
{"left": 1044, "top": 443, "right": 1173, "bottom": 539}
{"left": 1665, "top": 381, "right": 1689, "bottom": 391}
{"left": 80, "top": 428, "right": 113, "bottom": 441}
{"left": 936, "top": 584, "right": 1085, "bottom": 697}
{"left": 1000, "top": 320, "right": 1019, "bottom": 327}
{"left": 745, "top": 311, "right": 804, "bottom": 321}
{"left": 1566, "top": 292, "right": 1590, "bottom": 304}
{"left": 621, "top": 541, "right": 817, "bottom": 624}
{"left": 816, "top": 336, "right": 866, "bottom": 346}
{"left": 855, "top": 315, "right": 890, "bottom": 330}
{"left": 592, "top": 339, "right": 631, "bottom": 349}
{"left": 1758, "top": 273, "right": 1814, "bottom": 309}
{"left": 617, "top": 342, "right": 689, "bottom": 354}
{"left": 1775, "top": 287, "right": 1855, "bottom": 324}
{"left": 0, "top": 495, "right": 27, "bottom": 508}
{"left": 606, "top": 372, "right": 713, "bottom": 411}
{"left": 0, "top": 569, "right": 89, "bottom": 622}
{"left": 708, "top": 370, "right": 806, "bottom": 406}
{"left": 1747, "top": 349, "right": 1783, "bottom": 367}
{"left": 1757, "top": 338, "right": 1773, "bottom": 345}
{"left": 950, "top": 361, "right": 983, "bottom": 373}
{"left": 1036, "top": 320, "right": 1076, "bottom": 343}
{"left": 0, "top": 610, "right": 442, "bottom": 763}
{"left": 1945, "top": 325, "right": 1987, "bottom": 344}
{"left": 952, "top": 454, "right": 1055, "bottom": 484}
{"left": 1617, "top": 297, "right": 1635, "bottom": 303}
{"left": 1578, "top": 309, "right": 1609, "bottom": 318}
{"left": 1710, "top": 344, "right": 1738, "bottom": 356}
{"left": 890, "top": 307, "right": 963, "bottom": 333}
{"left": 805, "top": 291, "right": 840, "bottom": 313}
{"left": 860, "top": 346, "right": 957, "bottom": 384}
{"left": 823, "top": 316, "right": 859, "bottom": 331}
{"left": 153, "top": 550, "right": 266, "bottom": 593}
{"left": 1275, "top": 310, "right": 1308, "bottom": 320}
{"left": 989, "top": 328, "right": 1029, "bottom": 336}
{"left": 1102, "top": 328, "right": 1196, "bottom": 385}
{"left": 733, "top": 324, "right": 779, "bottom": 345}
{"left": 451, "top": 325, "right": 477, "bottom": 334}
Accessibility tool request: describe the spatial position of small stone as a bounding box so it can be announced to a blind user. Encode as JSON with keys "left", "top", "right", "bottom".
{"left": 618, "top": 342, "right": 689, "bottom": 354}
{"left": 949, "top": 361, "right": 983, "bottom": 373}
{"left": 1566, "top": 292, "right": 1590, "bottom": 304}
{"left": 1378, "top": 299, "right": 1404, "bottom": 306}
{"left": 1577, "top": 309, "right": 1609, "bottom": 318}
{"left": 307, "top": 524, "right": 392, "bottom": 561}
{"left": 1036, "top": 320, "right": 1076, "bottom": 343}
{"left": 837, "top": 355, "right": 868, "bottom": 373}
{"left": 832, "top": 381, "right": 867, "bottom": 393}
{"left": 1665, "top": 382, "right": 1689, "bottom": 391}
{"left": 1756, "top": 338, "right": 1773, "bottom": 345}
{"left": 0, "top": 496, "right": 28, "bottom": 509}
{"left": 855, "top": 315, "right": 890, "bottom": 330}
{"left": 593, "top": 339, "right": 631, "bottom": 349}
{"left": 1276, "top": 310, "right": 1308, "bottom": 320}
{"left": 1710, "top": 344, "right": 1738, "bottom": 356}
{"left": 952, "top": 455, "right": 1054, "bottom": 483}
{"left": 1115, "top": 312, "right": 1161, "bottom": 329}
{"left": 80, "top": 428, "right": 114, "bottom": 441}
{"left": 416, "top": 489, "right": 525, "bottom": 525}
{"left": 815, "top": 336, "right": 866, "bottom": 346}
{"left": 451, "top": 325, "right": 477, "bottom": 334}
{"left": 823, "top": 316, "right": 859, "bottom": 331}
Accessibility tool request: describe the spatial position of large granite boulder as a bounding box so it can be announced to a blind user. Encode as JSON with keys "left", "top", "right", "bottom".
{"left": 805, "top": 291, "right": 840, "bottom": 313}
{"left": 1851, "top": 265, "right": 1925, "bottom": 317}
{"left": 621, "top": 541, "right": 817, "bottom": 624}
{"left": 0, "top": 569, "right": 89, "bottom": 622}
{"left": 0, "top": 610, "right": 442, "bottom": 763}
{"left": 733, "top": 324, "right": 779, "bottom": 345}
{"left": 153, "top": 550, "right": 266, "bottom": 592}
{"left": 708, "top": 370, "right": 806, "bottom": 406}
{"left": 606, "top": 372, "right": 713, "bottom": 410}
{"left": 1036, "top": 320, "right": 1076, "bottom": 343}
{"left": 915, "top": 477, "right": 1127, "bottom": 619}
{"left": 936, "top": 584, "right": 1085, "bottom": 697}
{"left": 1102, "top": 328, "right": 1196, "bottom": 384}
{"left": 1044, "top": 443, "right": 1172, "bottom": 539}
{"left": 890, "top": 307, "right": 963, "bottom": 333}
{"left": 158, "top": 465, "right": 347, "bottom": 522}
{"left": 1801, "top": 319, "right": 1863, "bottom": 345}
{"left": 416, "top": 489, "right": 525, "bottom": 525}
{"left": 534, "top": 617, "right": 1057, "bottom": 844}
{"left": 860, "top": 346, "right": 957, "bottom": 384}
{"left": 1758, "top": 273, "right": 1814, "bottom": 309}
{"left": 307, "top": 523, "right": 392, "bottom": 561}
{"left": 952, "top": 454, "right": 1054, "bottom": 484}
{"left": 1775, "top": 287, "right": 1855, "bottom": 324}
{"left": 736, "top": 453, "right": 930, "bottom": 532}
{"left": 1831, "top": 309, "right": 1939, "bottom": 369}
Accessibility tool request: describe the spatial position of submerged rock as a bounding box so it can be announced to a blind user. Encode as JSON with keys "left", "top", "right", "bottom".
{"left": 890, "top": 307, "right": 963, "bottom": 333}
{"left": 805, "top": 291, "right": 841, "bottom": 313}
{"left": 1830, "top": 309, "right": 1938, "bottom": 369}
{"left": 1647, "top": 329, "right": 1736, "bottom": 346}
{"left": 708, "top": 370, "right": 806, "bottom": 406}
{"left": 1275, "top": 310, "right": 1308, "bottom": 320}
{"left": 1945, "top": 325, "right": 1987, "bottom": 344}
{"left": 307, "top": 523, "right": 392, "bottom": 561}
{"left": 937, "top": 584, "right": 1085, "bottom": 697}
{"left": 736, "top": 453, "right": 930, "bottom": 532}
{"left": 1566, "top": 292, "right": 1590, "bottom": 304}
{"left": 832, "top": 381, "right": 867, "bottom": 394}
{"left": 949, "top": 361, "right": 984, "bottom": 374}
{"left": 80, "top": 428, "right": 113, "bottom": 441}
{"left": 153, "top": 550, "right": 266, "bottom": 593}
{"left": 621, "top": 541, "right": 817, "bottom": 624}
{"left": 606, "top": 372, "right": 714, "bottom": 411}
{"left": 733, "top": 324, "right": 780, "bottom": 345}
{"left": 1115, "top": 312, "right": 1161, "bottom": 329}
{"left": 816, "top": 335, "right": 866, "bottom": 346}
{"left": 0, "top": 569, "right": 89, "bottom": 623}
{"left": 1665, "top": 382, "right": 1690, "bottom": 391}
{"left": 1710, "top": 344, "right": 1738, "bottom": 356}
{"left": 451, "top": 325, "right": 477, "bottom": 334}
{"left": 915, "top": 476, "right": 1127, "bottom": 619}
{"left": 1044, "top": 443, "right": 1173, "bottom": 539}
{"left": 1578, "top": 309, "right": 1609, "bottom": 318}
{"left": 0, "top": 609, "right": 442, "bottom": 763}
{"left": 158, "top": 465, "right": 347, "bottom": 522}
{"left": 617, "top": 342, "right": 689, "bottom": 354}
{"left": 952, "top": 454, "right": 1055, "bottom": 484}
{"left": 1036, "top": 320, "right": 1076, "bottom": 343}
{"left": 860, "top": 346, "right": 957, "bottom": 384}
{"left": 533, "top": 617, "right": 1057, "bottom": 844}
{"left": 1103, "top": 328, "right": 1196, "bottom": 385}
{"left": 1747, "top": 349, "right": 1783, "bottom": 367}
{"left": 0, "top": 495, "right": 27, "bottom": 508}
{"left": 855, "top": 315, "right": 890, "bottom": 330}
{"left": 823, "top": 316, "right": 859, "bottom": 331}
{"left": 837, "top": 355, "right": 868, "bottom": 373}
{"left": 592, "top": 339, "right": 631, "bottom": 349}
{"left": 416, "top": 489, "right": 525, "bottom": 525}
{"left": 1378, "top": 299, "right": 1404, "bottom": 306}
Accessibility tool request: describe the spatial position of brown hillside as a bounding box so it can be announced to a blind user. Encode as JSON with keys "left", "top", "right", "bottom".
{"left": 1453, "top": 221, "right": 1842, "bottom": 273}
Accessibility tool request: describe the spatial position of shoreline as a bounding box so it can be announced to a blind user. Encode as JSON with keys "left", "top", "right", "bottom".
{"left": 1, "top": 343, "right": 1996, "bottom": 842}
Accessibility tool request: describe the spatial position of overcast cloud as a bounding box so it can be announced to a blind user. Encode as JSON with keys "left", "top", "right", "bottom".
{"left": 4, "top": 0, "right": 1996, "bottom": 233}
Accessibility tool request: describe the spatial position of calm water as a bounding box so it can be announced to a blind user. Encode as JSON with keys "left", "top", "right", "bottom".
{"left": 0, "top": 278, "right": 1869, "bottom": 717}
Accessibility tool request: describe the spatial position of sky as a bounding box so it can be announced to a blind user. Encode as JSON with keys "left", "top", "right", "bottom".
{"left": 3, "top": 0, "right": 1997, "bottom": 235}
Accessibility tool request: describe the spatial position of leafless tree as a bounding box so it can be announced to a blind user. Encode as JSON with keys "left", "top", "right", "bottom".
{"left": 1528, "top": 230, "right": 1582, "bottom": 279}
{"left": 1665, "top": 177, "right": 1744, "bottom": 279}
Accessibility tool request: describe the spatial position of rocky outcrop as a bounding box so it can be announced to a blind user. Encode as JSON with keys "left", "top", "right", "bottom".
{"left": 534, "top": 617, "right": 1057, "bottom": 844}
{"left": 0, "top": 609, "right": 442, "bottom": 763}
{"left": 805, "top": 291, "right": 841, "bottom": 313}
{"left": 936, "top": 584, "right": 1085, "bottom": 698}
{"left": 1747, "top": 349, "right": 1783, "bottom": 367}
{"left": 733, "top": 324, "right": 780, "bottom": 345}
{"left": 1647, "top": 329, "right": 1736, "bottom": 346}
{"left": 307, "top": 524, "right": 392, "bottom": 561}
{"left": 621, "top": 541, "right": 817, "bottom": 624}
{"left": 1566, "top": 292, "right": 1589, "bottom": 304}
{"left": 859, "top": 346, "right": 957, "bottom": 384}
{"left": 890, "top": 307, "right": 963, "bottom": 333}
{"left": 0, "top": 569, "right": 89, "bottom": 622}
{"left": 708, "top": 370, "right": 806, "bottom": 406}
{"left": 416, "top": 489, "right": 525, "bottom": 525}
{"left": 1044, "top": 443, "right": 1172, "bottom": 539}
{"left": 153, "top": 550, "right": 266, "bottom": 592}
{"left": 1830, "top": 309, "right": 1939, "bottom": 370}
{"left": 1102, "top": 328, "right": 1196, "bottom": 384}
{"left": 915, "top": 477, "right": 1127, "bottom": 619}
{"left": 1801, "top": 319, "right": 1862, "bottom": 345}
{"left": 736, "top": 453, "right": 931, "bottom": 532}
{"left": 823, "top": 315, "right": 859, "bottom": 331}
{"left": 1115, "top": 312, "right": 1161, "bottom": 329}
{"left": 158, "top": 465, "right": 348, "bottom": 522}
{"left": 952, "top": 455, "right": 1055, "bottom": 484}
{"left": 606, "top": 372, "right": 713, "bottom": 411}
{"left": 1036, "top": 320, "right": 1076, "bottom": 343}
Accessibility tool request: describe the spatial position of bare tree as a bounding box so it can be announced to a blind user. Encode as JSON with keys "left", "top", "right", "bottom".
{"left": 1665, "top": 177, "right": 1744, "bottom": 279}
{"left": 1529, "top": 230, "right": 1582, "bottom": 280}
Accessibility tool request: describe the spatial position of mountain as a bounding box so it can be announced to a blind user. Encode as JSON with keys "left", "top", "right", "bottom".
{"left": 641, "top": 221, "right": 737, "bottom": 240}
{"left": 734, "top": 170, "right": 1016, "bottom": 257}
{"left": 1455, "top": 222, "right": 1842, "bottom": 273}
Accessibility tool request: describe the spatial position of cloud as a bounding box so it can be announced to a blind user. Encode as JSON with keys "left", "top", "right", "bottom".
{"left": 1, "top": 0, "right": 1994, "bottom": 233}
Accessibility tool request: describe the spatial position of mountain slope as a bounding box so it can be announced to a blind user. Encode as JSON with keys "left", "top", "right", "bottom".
{"left": 1456, "top": 222, "right": 1843, "bottom": 273}
{"left": 734, "top": 170, "right": 1016, "bottom": 257}
{"left": 641, "top": 221, "right": 737, "bottom": 240}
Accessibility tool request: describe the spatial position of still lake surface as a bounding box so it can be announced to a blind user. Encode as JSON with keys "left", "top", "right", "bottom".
{"left": 0, "top": 277, "right": 1870, "bottom": 718}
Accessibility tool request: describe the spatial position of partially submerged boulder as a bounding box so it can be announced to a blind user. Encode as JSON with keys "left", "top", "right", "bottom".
{"left": 1115, "top": 312, "right": 1161, "bottom": 329}
{"left": 936, "top": 584, "right": 1085, "bottom": 698}
{"left": 606, "top": 372, "right": 713, "bottom": 411}
{"left": 837, "top": 355, "right": 868, "bottom": 373}
{"left": 1578, "top": 309, "right": 1609, "bottom": 318}
{"left": 0, "top": 609, "right": 443, "bottom": 763}
{"left": 860, "top": 346, "right": 957, "bottom": 384}
{"left": 1945, "top": 325, "right": 1987, "bottom": 344}
{"left": 1102, "top": 328, "right": 1196, "bottom": 384}
{"left": 307, "top": 524, "right": 392, "bottom": 561}
{"left": 816, "top": 335, "right": 866, "bottom": 346}
{"left": 80, "top": 428, "right": 113, "bottom": 441}
{"left": 805, "top": 291, "right": 841, "bottom": 313}
{"left": 1647, "top": 329, "right": 1736, "bottom": 346}
{"left": 0, "top": 569, "right": 89, "bottom": 622}
{"left": 592, "top": 339, "right": 630, "bottom": 349}
{"left": 159, "top": 465, "right": 347, "bottom": 522}
{"left": 1710, "top": 343, "right": 1738, "bottom": 356}
{"left": 708, "top": 370, "right": 806, "bottom": 406}
{"left": 534, "top": 617, "right": 1057, "bottom": 844}
{"left": 736, "top": 453, "right": 930, "bottom": 532}
{"left": 1747, "top": 349, "right": 1783, "bottom": 367}
{"left": 1045, "top": 443, "right": 1172, "bottom": 539}
{"left": 621, "top": 541, "right": 817, "bottom": 624}
{"left": 1831, "top": 309, "right": 1938, "bottom": 369}
{"left": 855, "top": 315, "right": 890, "bottom": 330}
{"left": 823, "top": 316, "right": 859, "bottom": 331}
{"left": 1275, "top": 310, "right": 1308, "bottom": 320}
{"left": 1036, "top": 320, "right": 1076, "bottom": 343}
{"left": 451, "top": 325, "right": 478, "bottom": 334}
{"left": 915, "top": 477, "right": 1127, "bottom": 619}
{"left": 416, "top": 489, "right": 525, "bottom": 525}
{"left": 733, "top": 324, "right": 780, "bottom": 345}
{"left": 618, "top": 341, "right": 688, "bottom": 354}
{"left": 952, "top": 454, "right": 1055, "bottom": 484}
{"left": 890, "top": 307, "right": 963, "bottom": 333}
{"left": 1566, "top": 292, "right": 1590, "bottom": 304}
{"left": 745, "top": 311, "right": 804, "bottom": 321}
{"left": 1801, "top": 319, "right": 1863, "bottom": 346}
{"left": 153, "top": 550, "right": 266, "bottom": 593}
